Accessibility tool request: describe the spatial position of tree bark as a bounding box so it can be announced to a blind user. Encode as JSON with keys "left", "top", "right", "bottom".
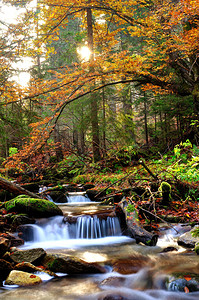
{"left": 0, "top": 177, "right": 42, "bottom": 199}
{"left": 87, "top": 8, "right": 101, "bottom": 162}
{"left": 116, "top": 198, "right": 158, "bottom": 246}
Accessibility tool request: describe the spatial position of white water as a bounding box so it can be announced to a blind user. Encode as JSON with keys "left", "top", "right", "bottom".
{"left": 19, "top": 215, "right": 132, "bottom": 249}
{"left": 67, "top": 193, "right": 91, "bottom": 203}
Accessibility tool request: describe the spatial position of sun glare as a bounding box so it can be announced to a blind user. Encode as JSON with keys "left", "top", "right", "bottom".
{"left": 77, "top": 46, "right": 91, "bottom": 61}
{"left": 11, "top": 57, "right": 33, "bottom": 87}
{"left": 13, "top": 72, "right": 31, "bottom": 88}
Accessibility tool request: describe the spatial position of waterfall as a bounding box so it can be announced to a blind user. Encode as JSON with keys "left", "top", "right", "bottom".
{"left": 67, "top": 192, "right": 91, "bottom": 203}
{"left": 75, "top": 216, "right": 121, "bottom": 239}
{"left": 20, "top": 215, "right": 122, "bottom": 244}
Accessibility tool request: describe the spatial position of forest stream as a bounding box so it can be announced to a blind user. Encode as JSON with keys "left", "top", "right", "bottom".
{"left": 0, "top": 193, "right": 199, "bottom": 300}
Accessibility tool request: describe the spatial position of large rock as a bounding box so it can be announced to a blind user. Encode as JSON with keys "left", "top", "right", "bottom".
{"left": 15, "top": 261, "right": 57, "bottom": 277}
{"left": 47, "top": 191, "right": 67, "bottom": 203}
{"left": 8, "top": 214, "right": 35, "bottom": 230}
{"left": 177, "top": 228, "right": 199, "bottom": 248}
{"left": 0, "top": 237, "right": 10, "bottom": 257}
{"left": 0, "top": 259, "right": 13, "bottom": 282}
{"left": 3, "top": 195, "right": 63, "bottom": 218}
{"left": 5, "top": 270, "right": 42, "bottom": 286}
{"left": 0, "top": 232, "right": 24, "bottom": 247}
{"left": 41, "top": 253, "right": 106, "bottom": 274}
{"left": 10, "top": 248, "right": 46, "bottom": 265}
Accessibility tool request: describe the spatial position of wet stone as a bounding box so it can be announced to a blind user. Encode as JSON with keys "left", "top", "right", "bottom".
{"left": 10, "top": 248, "right": 46, "bottom": 264}
{"left": 41, "top": 253, "right": 106, "bottom": 274}
{"left": 177, "top": 229, "right": 199, "bottom": 248}
{"left": 112, "top": 255, "right": 151, "bottom": 274}
{"left": 167, "top": 277, "right": 199, "bottom": 292}
{"left": 0, "top": 237, "right": 10, "bottom": 257}
{"left": 100, "top": 276, "right": 126, "bottom": 287}
{"left": 5, "top": 270, "right": 42, "bottom": 286}
{"left": 0, "top": 259, "right": 13, "bottom": 282}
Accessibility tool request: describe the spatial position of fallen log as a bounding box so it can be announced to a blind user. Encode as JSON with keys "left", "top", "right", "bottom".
{"left": 116, "top": 198, "right": 158, "bottom": 246}
{"left": 0, "top": 176, "right": 42, "bottom": 199}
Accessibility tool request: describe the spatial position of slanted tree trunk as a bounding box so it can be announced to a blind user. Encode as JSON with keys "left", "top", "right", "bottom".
{"left": 116, "top": 198, "right": 158, "bottom": 246}
{"left": 0, "top": 177, "right": 42, "bottom": 199}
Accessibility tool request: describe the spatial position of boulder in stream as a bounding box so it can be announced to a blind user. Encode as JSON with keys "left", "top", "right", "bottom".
{"left": 41, "top": 253, "right": 107, "bottom": 274}
{"left": 0, "top": 259, "right": 13, "bottom": 282}
{"left": 10, "top": 248, "right": 46, "bottom": 265}
{"left": 5, "top": 270, "right": 42, "bottom": 286}
{"left": 15, "top": 261, "right": 57, "bottom": 277}
{"left": 3, "top": 195, "right": 63, "bottom": 218}
{"left": 177, "top": 227, "right": 199, "bottom": 248}
{"left": 0, "top": 236, "right": 10, "bottom": 256}
{"left": 0, "top": 232, "right": 24, "bottom": 247}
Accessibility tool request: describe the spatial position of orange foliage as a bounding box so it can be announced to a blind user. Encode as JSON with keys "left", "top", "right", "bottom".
{"left": 2, "top": 0, "right": 199, "bottom": 170}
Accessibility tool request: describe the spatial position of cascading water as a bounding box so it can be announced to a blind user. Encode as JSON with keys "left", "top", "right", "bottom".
{"left": 19, "top": 214, "right": 132, "bottom": 249}
{"left": 75, "top": 215, "right": 121, "bottom": 239}
{"left": 67, "top": 192, "right": 91, "bottom": 203}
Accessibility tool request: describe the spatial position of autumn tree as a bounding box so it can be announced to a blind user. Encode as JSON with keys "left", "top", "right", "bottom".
{"left": 2, "top": 0, "right": 199, "bottom": 171}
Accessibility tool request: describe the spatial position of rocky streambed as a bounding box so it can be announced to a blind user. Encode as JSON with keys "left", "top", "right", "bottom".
{"left": 0, "top": 189, "right": 199, "bottom": 299}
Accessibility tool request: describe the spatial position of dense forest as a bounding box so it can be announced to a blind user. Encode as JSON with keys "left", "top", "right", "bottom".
{"left": 0, "top": 0, "right": 198, "bottom": 191}
{"left": 0, "top": 1, "right": 199, "bottom": 295}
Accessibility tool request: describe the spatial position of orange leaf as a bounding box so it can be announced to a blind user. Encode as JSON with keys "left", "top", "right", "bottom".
{"left": 184, "top": 275, "right": 192, "bottom": 281}
{"left": 184, "top": 286, "right": 189, "bottom": 293}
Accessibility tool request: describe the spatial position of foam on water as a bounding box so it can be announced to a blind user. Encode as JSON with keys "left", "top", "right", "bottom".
{"left": 19, "top": 214, "right": 133, "bottom": 249}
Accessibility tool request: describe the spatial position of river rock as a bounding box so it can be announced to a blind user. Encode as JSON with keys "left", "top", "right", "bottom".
{"left": 47, "top": 190, "right": 67, "bottom": 203}
{"left": 100, "top": 276, "right": 126, "bottom": 287}
{"left": 177, "top": 229, "right": 199, "bottom": 248}
{"left": 10, "top": 248, "right": 46, "bottom": 264}
{"left": 0, "top": 236, "right": 11, "bottom": 256}
{"left": 41, "top": 253, "right": 106, "bottom": 274}
{"left": 3, "top": 195, "right": 63, "bottom": 218}
{"left": 112, "top": 255, "right": 151, "bottom": 275}
{"left": 167, "top": 277, "right": 199, "bottom": 292}
{"left": 195, "top": 242, "right": 199, "bottom": 255}
{"left": 0, "top": 259, "right": 13, "bottom": 282}
{"left": 86, "top": 189, "right": 102, "bottom": 201}
{"left": 0, "top": 232, "right": 24, "bottom": 247}
{"left": 5, "top": 270, "right": 42, "bottom": 286}
{"left": 8, "top": 214, "right": 35, "bottom": 230}
{"left": 15, "top": 261, "right": 57, "bottom": 277}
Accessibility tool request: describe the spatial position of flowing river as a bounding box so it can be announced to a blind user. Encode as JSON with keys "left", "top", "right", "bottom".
{"left": 1, "top": 193, "right": 199, "bottom": 300}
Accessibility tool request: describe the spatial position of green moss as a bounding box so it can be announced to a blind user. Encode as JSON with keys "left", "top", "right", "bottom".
{"left": 160, "top": 181, "right": 171, "bottom": 193}
{"left": 159, "top": 181, "right": 172, "bottom": 205}
{"left": 3, "top": 195, "right": 63, "bottom": 218}
{"left": 195, "top": 242, "right": 199, "bottom": 255}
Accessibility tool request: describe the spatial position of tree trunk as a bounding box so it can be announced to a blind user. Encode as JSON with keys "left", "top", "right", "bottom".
{"left": 87, "top": 8, "right": 101, "bottom": 162}
{"left": 0, "top": 177, "right": 42, "bottom": 199}
{"left": 54, "top": 125, "right": 63, "bottom": 161}
{"left": 144, "top": 92, "right": 149, "bottom": 147}
{"left": 116, "top": 198, "right": 158, "bottom": 246}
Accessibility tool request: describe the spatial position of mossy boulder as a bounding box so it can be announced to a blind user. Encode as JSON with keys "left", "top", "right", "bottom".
{"left": 3, "top": 195, "right": 63, "bottom": 218}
